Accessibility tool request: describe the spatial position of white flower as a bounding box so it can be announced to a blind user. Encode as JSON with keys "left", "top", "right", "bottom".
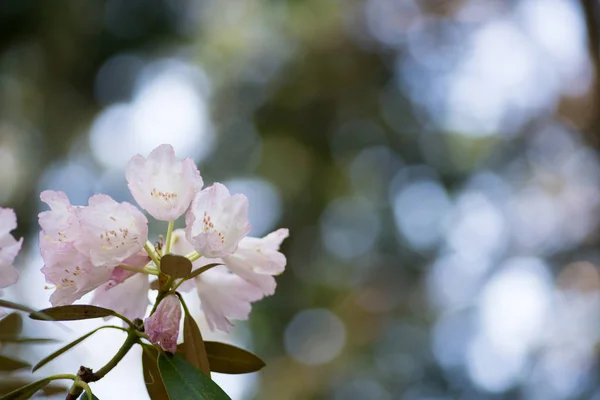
{"left": 222, "top": 229, "right": 289, "bottom": 296}
{"left": 126, "top": 144, "right": 203, "bottom": 221}
{"left": 185, "top": 183, "right": 251, "bottom": 258}
{"left": 195, "top": 266, "right": 263, "bottom": 332}
{"left": 75, "top": 195, "right": 148, "bottom": 267}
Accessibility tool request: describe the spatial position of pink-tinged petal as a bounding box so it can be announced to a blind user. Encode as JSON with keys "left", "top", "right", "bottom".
{"left": 170, "top": 229, "right": 221, "bottom": 292}
{"left": 144, "top": 295, "right": 181, "bottom": 353}
{"left": 222, "top": 228, "right": 289, "bottom": 295}
{"left": 42, "top": 248, "right": 112, "bottom": 306}
{"left": 75, "top": 195, "right": 148, "bottom": 267}
{"left": 93, "top": 273, "right": 150, "bottom": 321}
{"left": 103, "top": 252, "right": 151, "bottom": 286}
{"left": 195, "top": 266, "right": 263, "bottom": 332}
{"left": 38, "top": 191, "right": 80, "bottom": 245}
{"left": 185, "top": 183, "right": 251, "bottom": 258}
{"left": 126, "top": 144, "right": 203, "bottom": 221}
{"left": 0, "top": 208, "right": 22, "bottom": 289}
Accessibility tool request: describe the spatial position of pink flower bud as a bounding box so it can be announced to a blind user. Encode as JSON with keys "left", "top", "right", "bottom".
{"left": 144, "top": 295, "right": 181, "bottom": 353}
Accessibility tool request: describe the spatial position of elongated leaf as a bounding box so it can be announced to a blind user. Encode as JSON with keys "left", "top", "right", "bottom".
{"left": 161, "top": 254, "right": 193, "bottom": 278}
{"left": 141, "top": 345, "right": 169, "bottom": 400}
{"left": 0, "top": 338, "right": 57, "bottom": 344}
{"left": 0, "top": 378, "right": 51, "bottom": 400}
{"left": 0, "top": 355, "right": 30, "bottom": 371}
{"left": 187, "top": 264, "right": 222, "bottom": 281}
{"left": 29, "top": 305, "right": 114, "bottom": 321}
{"left": 0, "top": 300, "right": 53, "bottom": 321}
{"left": 33, "top": 326, "right": 108, "bottom": 372}
{"left": 0, "top": 314, "right": 22, "bottom": 338}
{"left": 79, "top": 391, "right": 100, "bottom": 400}
{"left": 0, "top": 380, "right": 66, "bottom": 397}
{"left": 158, "top": 353, "right": 231, "bottom": 400}
{"left": 182, "top": 313, "right": 210, "bottom": 376}
{"left": 204, "top": 342, "right": 266, "bottom": 374}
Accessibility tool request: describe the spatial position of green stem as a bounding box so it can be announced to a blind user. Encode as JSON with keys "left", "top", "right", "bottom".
{"left": 144, "top": 241, "right": 161, "bottom": 267}
{"left": 47, "top": 374, "right": 78, "bottom": 381}
{"left": 91, "top": 331, "right": 139, "bottom": 381}
{"left": 186, "top": 251, "right": 202, "bottom": 262}
{"left": 75, "top": 381, "right": 93, "bottom": 400}
{"left": 164, "top": 221, "right": 175, "bottom": 255}
{"left": 116, "top": 264, "right": 159, "bottom": 276}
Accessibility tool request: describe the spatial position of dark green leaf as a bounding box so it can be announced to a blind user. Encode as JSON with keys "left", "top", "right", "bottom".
{"left": 0, "top": 314, "right": 22, "bottom": 338}
{"left": 187, "top": 264, "right": 222, "bottom": 281}
{"left": 29, "top": 305, "right": 114, "bottom": 321}
{"left": 204, "top": 342, "right": 266, "bottom": 374}
{"left": 33, "top": 326, "right": 106, "bottom": 372}
{"left": 79, "top": 391, "right": 100, "bottom": 400}
{"left": 158, "top": 353, "right": 231, "bottom": 400}
{"left": 0, "top": 380, "right": 66, "bottom": 396}
{"left": 161, "top": 254, "right": 193, "bottom": 279}
{"left": 0, "top": 300, "right": 53, "bottom": 321}
{"left": 182, "top": 313, "right": 210, "bottom": 376}
{"left": 0, "top": 338, "right": 57, "bottom": 344}
{"left": 0, "top": 355, "right": 30, "bottom": 371}
{"left": 0, "top": 378, "right": 50, "bottom": 399}
{"left": 142, "top": 345, "right": 169, "bottom": 400}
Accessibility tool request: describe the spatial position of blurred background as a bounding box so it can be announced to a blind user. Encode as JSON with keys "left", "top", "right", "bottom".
{"left": 2, "top": 0, "right": 600, "bottom": 399}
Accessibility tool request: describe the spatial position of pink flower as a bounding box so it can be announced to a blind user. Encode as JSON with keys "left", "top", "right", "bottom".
{"left": 126, "top": 144, "right": 203, "bottom": 221}
{"left": 0, "top": 208, "right": 22, "bottom": 289}
{"left": 185, "top": 183, "right": 251, "bottom": 258}
{"left": 93, "top": 272, "right": 150, "bottom": 321}
{"left": 222, "top": 229, "right": 289, "bottom": 296}
{"left": 42, "top": 249, "right": 112, "bottom": 306}
{"left": 195, "top": 266, "right": 263, "bottom": 332}
{"left": 144, "top": 295, "right": 181, "bottom": 353}
{"left": 75, "top": 195, "right": 148, "bottom": 267}
{"left": 38, "top": 191, "right": 79, "bottom": 260}
{"left": 92, "top": 252, "right": 151, "bottom": 320}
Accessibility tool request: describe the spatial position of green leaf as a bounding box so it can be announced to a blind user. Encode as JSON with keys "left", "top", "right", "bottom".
{"left": 161, "top": 254, "right": 193, "bottom": 279}
{"left": 141, "top": 345, "right": 169, "bottom": 400}
{"left": 187, "top": 264, "right": 222, "bottom": 281}
{"left": 0, "top": 380, "right": 66, "bottom": 396}
{"left": 158, "top": 353, "right": 231, "bottom": 400}
{"left": 29, "top": 305, "right": 115, "bottom": 321}
{"left": 33, "top": 326, "right": 108, "bottom": 372}
{"left": 0, "top": 355, "right": 30, "bottom": 371}
{"left": 79, "top": 391, "right": 99, "bottom": 400}
{"left": 0, "top": 378, "right": 51, "bottom": 399}
{"left": 0, "top": 300, "right": 53, "bottom": 321}
{"left": 204, "top": 342, "right": 266, "bottom": 374}
{"left": 182, "top": 313, "right": 210, "bottom": 376}
{"left": 0, "top": 313, "right": 22, "bottom": 338}
{"left": 0, "top": 338, "right": 58, "bottom": 344}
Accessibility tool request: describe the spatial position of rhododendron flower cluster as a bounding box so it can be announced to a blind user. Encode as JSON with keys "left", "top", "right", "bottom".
{"left": 0, "top": 144, "right": 288, "bottom": 399}
{"left": 35, "top": 144, "right": 289, "bottom": 351}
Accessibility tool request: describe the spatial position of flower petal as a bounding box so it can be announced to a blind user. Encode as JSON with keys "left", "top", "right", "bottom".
{"left": 126, "top": 144, "right": 203, "bottom": 221}
{"left": 75, "top": 195, "right": 148, "bottom": 267}
{"left": 222, "top": 228, "right": 289, "bottom": 295}
{"left": 195, "top": 266, "right": 263, "bottom": 332}
{"left": 185, "top": 183, "right": 251, "bottom": 258}
{"left": 42, "top": 247, "right": 112, "bottom": 306}
{"left": 93, "top": 272, "right": 150, "bottom": 321}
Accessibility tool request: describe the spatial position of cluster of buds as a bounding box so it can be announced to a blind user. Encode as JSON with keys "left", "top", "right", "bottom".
{"left": 4, "top": 144, "right": 288, "bottom": 352}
